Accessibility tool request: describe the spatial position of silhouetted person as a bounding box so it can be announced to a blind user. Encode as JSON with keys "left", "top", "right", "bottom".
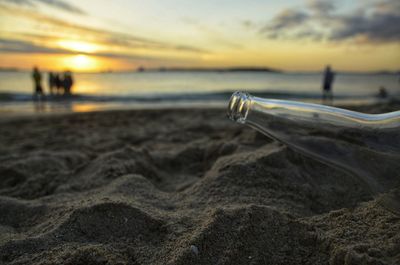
{"left": 48, "top": 72, "right": 56, "bottom": 95}
{"left": 378, "top": 86, "right": 388, "bottom": 99}
{"left": 62, "top": 71, "right": 74, "bottom": 95}
{"left": 32, "top": 66, "right": 44, "bottom": 101}
{"left": 322, "top": 65, "right": 335, "bottom": 103}
{"left": 54, "top": 73, "right": 63, "bottom": 95}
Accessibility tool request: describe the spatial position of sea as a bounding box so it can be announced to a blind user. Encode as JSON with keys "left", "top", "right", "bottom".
{"left": 0, "top": 71, "right": 399, "bottom": 115}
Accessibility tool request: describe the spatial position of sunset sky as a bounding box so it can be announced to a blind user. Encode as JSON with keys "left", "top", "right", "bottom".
{"left": 0, "top": 0, "right": 399, "bottom": 72}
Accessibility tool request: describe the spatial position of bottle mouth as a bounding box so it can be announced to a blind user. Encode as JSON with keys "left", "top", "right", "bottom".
{"left": 227, "top": 91, "right": 251, "bottom": 123}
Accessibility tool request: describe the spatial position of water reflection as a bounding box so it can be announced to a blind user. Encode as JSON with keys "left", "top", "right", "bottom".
{"left": 33, "top": 101, "right": 46, "bottom": 113}
{"left": 73, "top": 79, "right": 102, "bottom": 95}
{"left": 41, "top": 101, "right": 102, "bottom": 113}
{"left": 72, "top": 103, "right": 102, "bottom": 112}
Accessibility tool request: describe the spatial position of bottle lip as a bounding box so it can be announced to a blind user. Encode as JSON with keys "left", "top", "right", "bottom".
{"left": 227, "top": 91, "right": 252, "bottom": 123}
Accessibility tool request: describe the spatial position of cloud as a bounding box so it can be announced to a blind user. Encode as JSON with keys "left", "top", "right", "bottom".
{"left": 328, "top": 0, "right": 400, "bottom": 42}
{"left": 36, "top": 0, "right": 85, "bottom": 14}
{"left": 260, "top": 8, "right": 309, "bottom": 37}
{"left": 295, "top": 29, "right": 324, "bottom": 41}
{"left": 2, "top": 0, "right": 85, "bottom": 14}
{"left": 307, "top": 0, "right": 335, "bottom": 15}
{"left": 373, "top": 0, "right": 400, "bottom": 14}
{"left": 0, "top": 38, "right": 173, "bottom": 62}
{"left": 100, "top": 33, "right": 208, "bottom": 53}
{"left": 330, "top": 11, "right": 400, "bottom": 42}
{"left": 258, "top": 0, "right": 400, "bottom": 43}
{"left": 0, "top": 3, "right": 209, "bottom": 54}
{"left": 2, "top": 0, "right": 35, "bottom": 7}
{"left": 0, "top": 38, "right": 67, "bottom": 53}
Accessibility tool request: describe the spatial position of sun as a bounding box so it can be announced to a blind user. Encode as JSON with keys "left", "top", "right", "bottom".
{"left": 61, "top": 54, "right": 100, "bottom": 72}
{"left": 57, "top": 40, "right": 101, "bottom": 53}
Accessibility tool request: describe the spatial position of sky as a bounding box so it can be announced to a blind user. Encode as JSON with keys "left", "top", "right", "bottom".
{"left": 0, "top": 0, "right": 399, "bottom": 72}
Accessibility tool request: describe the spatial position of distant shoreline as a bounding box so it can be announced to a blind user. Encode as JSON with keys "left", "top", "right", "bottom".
{"left": 136, "top": 66, "right": 282, "bottom": 73}
{"left": 1, "top": 67, "right": 399, "bottom": 75}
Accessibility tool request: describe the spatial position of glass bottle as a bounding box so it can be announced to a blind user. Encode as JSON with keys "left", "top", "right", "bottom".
{"left": 227, "top": 91, "right": 400, "bottom": 200}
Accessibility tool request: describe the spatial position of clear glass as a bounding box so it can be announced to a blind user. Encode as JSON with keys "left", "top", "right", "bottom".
{"left": 228, "top": 91, "right": 400, "bottom": 211}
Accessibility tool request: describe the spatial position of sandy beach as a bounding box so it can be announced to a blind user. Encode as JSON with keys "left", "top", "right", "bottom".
{"left": 0, "top": 102, "right": 399, "bottom": 265}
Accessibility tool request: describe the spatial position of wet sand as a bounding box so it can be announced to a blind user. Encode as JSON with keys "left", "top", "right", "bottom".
{"left": 0, "top": 102, "right": 399, "bottom": 265}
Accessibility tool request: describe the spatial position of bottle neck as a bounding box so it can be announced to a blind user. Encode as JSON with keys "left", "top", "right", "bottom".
{"left": 228, "top": 91, "right": 400, "bottom": 129}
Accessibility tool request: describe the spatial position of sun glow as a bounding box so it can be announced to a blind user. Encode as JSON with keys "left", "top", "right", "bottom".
{"left": 0, "top": 53, "right": 134, "bottom": 73}
{"left": 57, "top": 40, "right": 101, "bottom": 53}
{"left": 61, "top": 54, "right": 100, "bottom": 72}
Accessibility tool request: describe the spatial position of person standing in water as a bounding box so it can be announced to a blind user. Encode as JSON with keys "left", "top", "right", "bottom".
{"left": 54, "top": 73, "right": 63, "bottom": 95}
{"left": 32, "top": 66, "right": 45, "bottom": 101}
{"left": 62, "top": 70, "right": 74, "bottom": 95}
{"left": 322, "top": 65, "right": 335, "bottom": 103}
{"left": 48, "top": 72, "right": 56, "bottom": 95}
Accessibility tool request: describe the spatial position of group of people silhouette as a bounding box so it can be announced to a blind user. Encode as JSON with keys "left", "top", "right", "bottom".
{"left": 32, "top": 66, "right": 74, "bottom": 101}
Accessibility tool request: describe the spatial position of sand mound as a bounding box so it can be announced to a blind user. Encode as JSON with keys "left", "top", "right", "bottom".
{"left": 187, "top": 143, "right": 372, "bottom": 216}
{"left": 168, "top": 205, "right": 328, "bottom": 265}
{"left": 0, "top": 105, "right": 399, "bottom": 264}
{"left": 307, "top": 190, "right": 400, "bottom": 265}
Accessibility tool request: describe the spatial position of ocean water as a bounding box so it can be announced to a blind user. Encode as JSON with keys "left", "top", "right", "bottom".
{"left": 0, "top": 71, "right": 399, "bottom": 114}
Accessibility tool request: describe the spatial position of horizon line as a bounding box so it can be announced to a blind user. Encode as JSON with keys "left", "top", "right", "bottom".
{"left": 0, "top": 66, "right": 399, "bottom": 75}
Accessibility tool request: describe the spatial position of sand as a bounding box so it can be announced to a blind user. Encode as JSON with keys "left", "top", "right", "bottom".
{"left": 0, "top": 102, "right": 399, "bottom": 265}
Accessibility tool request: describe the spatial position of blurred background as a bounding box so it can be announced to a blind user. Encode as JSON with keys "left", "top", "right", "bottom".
{"left": 0, "top": 0, "right": 399, "bottom": 114}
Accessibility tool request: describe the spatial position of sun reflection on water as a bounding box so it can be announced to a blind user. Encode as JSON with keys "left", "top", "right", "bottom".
{"left": 71, "top": 103, "right": 102, "bottom": 112}
{"left": 72, "top": 79, "right": 102, "bottom": 95}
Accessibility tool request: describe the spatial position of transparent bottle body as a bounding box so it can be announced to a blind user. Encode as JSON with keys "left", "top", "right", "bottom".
{"left": 227, "top": 91, "right": 400, "bottom": 197}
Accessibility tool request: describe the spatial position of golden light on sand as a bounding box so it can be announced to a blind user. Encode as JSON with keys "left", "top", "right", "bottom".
{"left": 57, "top": 40, "right": 101, "bottom": 53}
{"left": 62, "top": 54, "right": 100, "bottom": 72}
